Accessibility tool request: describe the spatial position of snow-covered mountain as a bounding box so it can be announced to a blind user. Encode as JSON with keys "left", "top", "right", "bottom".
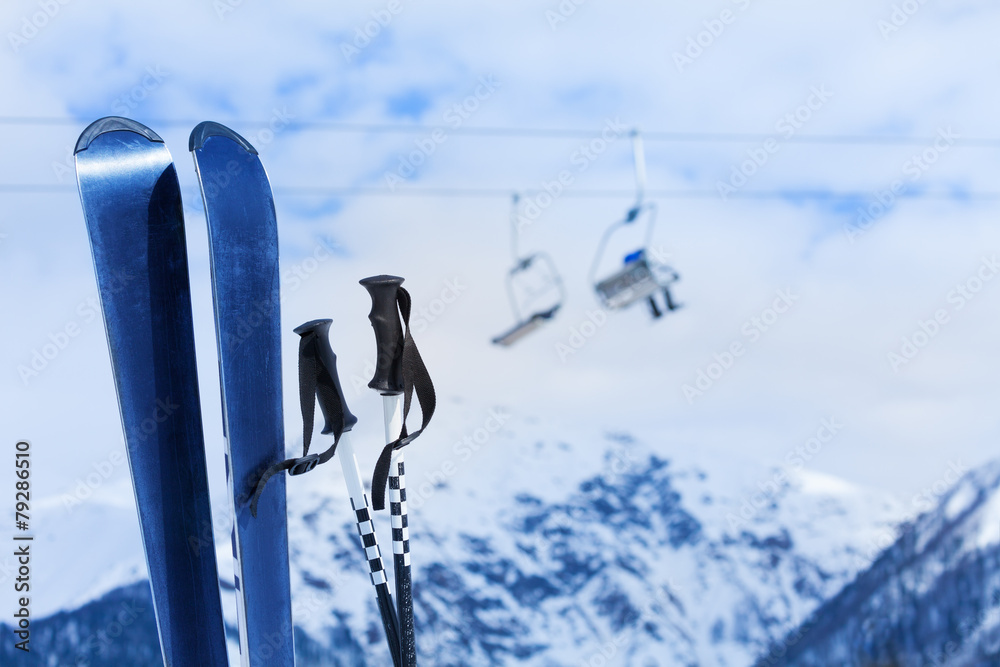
{"left": 3, "top": 420, "right": 907, "bottom": 666}
{"left": 753, "top": 459, "right": 1000, "bottom": 667}
{"left": 285, "top": 431, "right": 903, "bottom": 666}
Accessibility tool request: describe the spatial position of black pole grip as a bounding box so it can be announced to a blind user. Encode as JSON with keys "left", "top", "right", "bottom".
{"left": 360, "top": 275, "right": 405, "bottom": 395}
{"left": 292, "top": 319, "right": 358, "bottom": 434}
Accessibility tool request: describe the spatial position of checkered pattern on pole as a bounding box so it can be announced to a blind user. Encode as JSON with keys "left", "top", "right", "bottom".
{"left": 350, "top": 496, "right": 388, "bottom": 585}
{"left": 388, "top": 460, "right": 411, "bottom": 567}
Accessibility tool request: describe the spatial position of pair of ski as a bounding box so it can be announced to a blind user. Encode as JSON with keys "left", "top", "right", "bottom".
{"left": 76, "top": 116, "right": 429, "bottom": 666}
{"left": 76, "top": 117, "right": 292, "bottom": 666}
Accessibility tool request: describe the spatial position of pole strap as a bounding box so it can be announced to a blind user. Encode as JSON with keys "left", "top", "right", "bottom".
{"left": 249, "top": 328, "right": 346, "bottom": 517}
{"left": 371, "top": 287, "right": 436, "bottom": 511}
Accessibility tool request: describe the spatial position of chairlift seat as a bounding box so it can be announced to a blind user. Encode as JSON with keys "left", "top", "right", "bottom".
{"left": 595, "top": 251, "right": 673, "bottom": 311}
{"left": 491, "top": 304, "right": 561, "bottom": 347}
{"left": 491, "top": 215, "right": 565, "bottom": 347}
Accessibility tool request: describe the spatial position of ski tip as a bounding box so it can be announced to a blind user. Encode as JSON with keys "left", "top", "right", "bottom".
{"left": 293, "top": 319, "right": 332, "bottom": 336}
{"left": 189, "top": 121, "right": 258, "bottom": 155}
{"left": 74, "top": 117, "right": 163, "bottom": 154}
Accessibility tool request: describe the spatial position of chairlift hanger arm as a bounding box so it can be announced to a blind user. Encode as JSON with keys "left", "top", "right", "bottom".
{"left": 505, "top": 251, "right": 565, "bottom": 322}
{"left": 631, "top": 129, "right": 647, "bottom": 207}
{"left": 642, "top": 201, "right": 658, "bottom": 249}
{"left": 588, "top": 215, "right": 628, "bottom": 286}
{"left": 589, "top": 131, "right": 660, "bottom": 287}
{"left": 509, "top": 192, "right": 521, "bottom": 264}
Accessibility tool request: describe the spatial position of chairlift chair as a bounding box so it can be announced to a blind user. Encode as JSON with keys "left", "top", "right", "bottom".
{"left": 589, "top": 131, "right": 682, "bottom": 319}
{"left": 492, "top": 195, "right": 567, "bottom": 346}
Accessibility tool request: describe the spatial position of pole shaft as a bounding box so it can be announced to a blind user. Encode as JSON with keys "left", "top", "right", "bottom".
{"left": 383, "top": 394, "right": 416, "bottom": 666}
{"left": 337, "top": 432, "right": 401, "bottom": 666}
{"left": 382, "top": 394, "right": 404, "bottom": 442}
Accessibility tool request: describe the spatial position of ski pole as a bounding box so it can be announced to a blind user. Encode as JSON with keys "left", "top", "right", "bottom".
{"left": 292, "top": 319, "right": 402, "bottom": 667}
{"left": 360, "top": 275, "right": 435, "bottom": 667}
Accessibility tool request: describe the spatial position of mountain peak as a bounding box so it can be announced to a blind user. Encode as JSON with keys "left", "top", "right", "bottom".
{"left": 756, "top": 457, "right": 1000, "bottom": 667}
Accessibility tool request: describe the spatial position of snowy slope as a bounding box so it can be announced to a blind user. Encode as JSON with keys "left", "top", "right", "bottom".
{"left": 754, "top": 459, "right": 1000, "bottom": 667}
{"left": 13, "top": 415, "right": 905, "bottom": 665}
{"left": 271, "top": 415, "right": 904, "bottom": 665}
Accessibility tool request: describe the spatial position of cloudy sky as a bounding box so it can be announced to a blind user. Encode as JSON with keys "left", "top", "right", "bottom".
{"left": 2, "top": 0, "right": 1000, "bottom": 614}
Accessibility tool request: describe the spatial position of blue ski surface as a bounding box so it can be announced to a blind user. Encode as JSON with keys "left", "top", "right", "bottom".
{"left": 75, "top": 117, "right": 229, "bottom": 667}
{"left": 191, "top": 121, "right": 295, "bottom": 667}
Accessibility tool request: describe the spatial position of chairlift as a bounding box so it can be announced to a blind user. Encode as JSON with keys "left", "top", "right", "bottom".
{"left": 588, "top": 130, "right": 682, "bottom": 319}
{"left": 492, "top": 194, "right": 566, "bottom": 346}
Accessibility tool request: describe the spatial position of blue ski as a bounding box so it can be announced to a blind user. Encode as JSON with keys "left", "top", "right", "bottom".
{"left": 190, "top": 121, "right": 295, "bottom": 667}
{"left": 74, "top": 117, "right": 229, "bottom": 666}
